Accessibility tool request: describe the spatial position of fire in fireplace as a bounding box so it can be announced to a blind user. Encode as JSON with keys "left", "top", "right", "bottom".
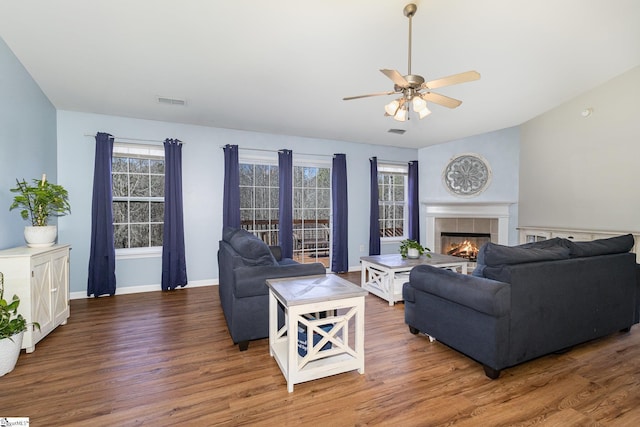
{"left": 441, "top": 232, "right": 491, "bottom": 262}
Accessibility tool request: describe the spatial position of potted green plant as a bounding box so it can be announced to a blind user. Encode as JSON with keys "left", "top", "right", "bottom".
{"left": 399, "top": 239, "right": 431, "bottom": 259}
{"left": 9, "top": 174, "right": 70, "bottom": 247}
{"left": 0, "top": 272, "right": 38, "bottom": 376}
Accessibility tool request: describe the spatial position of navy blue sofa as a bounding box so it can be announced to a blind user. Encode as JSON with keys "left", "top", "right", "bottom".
{"left": 403, "top": 234, "right": 639, "bottom": 378}
{"left": 218, "top": 227, "right": 326, "bottom": 351}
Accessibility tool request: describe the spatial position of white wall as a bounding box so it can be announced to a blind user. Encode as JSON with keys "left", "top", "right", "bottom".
{"left": 519, "top": 66, "right": 640, "bottom": 232}
{"left": 418, "top": 126, "right": 520, "bottom": 246}
{"left": 56, "top": 111, "right": 418, "bottom": 295}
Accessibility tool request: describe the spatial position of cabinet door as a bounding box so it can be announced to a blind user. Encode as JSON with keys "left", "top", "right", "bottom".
{"left": 31, "top": 256, "right": 54, "bottom": 337}
{"left": 51, "top": 250, "right": 70, "bottom": 324}
{"left": 519, "top": 229, "right": 551, "bottom": 244}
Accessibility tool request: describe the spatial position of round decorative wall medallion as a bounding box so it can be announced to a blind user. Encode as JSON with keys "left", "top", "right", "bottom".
{"left": 442, "top": 153, "right": 491, "bottom": 197}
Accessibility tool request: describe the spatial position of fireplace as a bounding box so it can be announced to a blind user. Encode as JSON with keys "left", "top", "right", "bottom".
{"left": 423, "top": 202, "right": 513, "bottom": 254}
{"left": 441, "top": 232, "right": 491, "bottom": 262}
{"left": 422, "top": 202, "right": 513, "bottom": 273}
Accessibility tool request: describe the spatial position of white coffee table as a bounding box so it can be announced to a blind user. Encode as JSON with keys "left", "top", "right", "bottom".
{"left": 266, "top": 274, "right": 368, "bottom": 392}
{"left": 360, "top": 253, "right": 468, "bottom": 306}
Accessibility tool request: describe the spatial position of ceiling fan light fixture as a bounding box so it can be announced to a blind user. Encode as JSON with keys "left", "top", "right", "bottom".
{"left": 417, "top": 105, "right": 432, "bottom": 119}
{"left": 342, "top": 3, "right": 479, "bottom": 121}
{"left": 384, "top": 99, "right": 401, "bottom": 116}
{"left": 412, "top": 95, "right": 427, "bottom": 112}
{"left": 393, "top": 105, "right": 409, "bottom": 122}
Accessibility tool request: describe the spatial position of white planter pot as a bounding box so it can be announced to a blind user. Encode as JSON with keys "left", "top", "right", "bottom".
{"left": 24, "top": 225, "right": 57, "bottom": 248}
{"left": 0, "top": 331, "right": 24, "bottom": 377}
{"left": 407, "top": 248, "right": 420, "bottom": 259}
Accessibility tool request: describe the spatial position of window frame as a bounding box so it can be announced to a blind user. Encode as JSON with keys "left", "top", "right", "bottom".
{"left": 238, "top": 155, "right": 280, "bottom": 246}
{"left": 238, "top": 153, "right": 332, "bottom": 266}
{"left": 378, "top": 163, "right": 409, "bottom": 242}
{"left": 112, "top": 142, "right": 165, "bottom": 259}
{"left": 292, "top": 158, "right": 332, "bottom": 264}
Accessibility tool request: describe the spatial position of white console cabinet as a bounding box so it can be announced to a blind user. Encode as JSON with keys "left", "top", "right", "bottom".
{"left": 0, "top": 244, "right": 70, "bottom": 352}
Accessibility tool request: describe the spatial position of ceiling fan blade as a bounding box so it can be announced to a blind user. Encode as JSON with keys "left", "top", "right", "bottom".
{"left": 343, "top": 91, "right": 396, "bottom": 101}
{"left": 421, "top": 92, "right": 462, "bottom": 109}
{"left": 380, "top": 69, "right": 410, "bottom": 88}
{"left": 423, "top": 70, "right": 480, "bottom": 90}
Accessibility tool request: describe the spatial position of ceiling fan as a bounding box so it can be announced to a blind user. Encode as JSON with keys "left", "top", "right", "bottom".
{"left": 343, "top": 3, "right": 480, "bottom": 122}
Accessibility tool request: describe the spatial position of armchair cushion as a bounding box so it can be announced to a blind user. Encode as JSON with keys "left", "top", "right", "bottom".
{"left": 269, "top": 246, "right": 283, "bottom": 261}
{"left": 233, "top": 263, "right": 327, "bottom": 298}
{"left": 225, "top": 227, "right": 277, "bottom": 266}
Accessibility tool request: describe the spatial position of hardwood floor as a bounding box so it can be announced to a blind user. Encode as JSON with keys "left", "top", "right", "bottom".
{"left": 2, "top": 272, "right": 640, "bottom": 426}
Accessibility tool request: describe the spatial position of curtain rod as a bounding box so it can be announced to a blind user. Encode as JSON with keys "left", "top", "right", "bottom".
{"left": 84, "top": 134, "right": 186, "bottom": 144}
{"left": 221, "top": 146, "right": 333, "bottom": 158}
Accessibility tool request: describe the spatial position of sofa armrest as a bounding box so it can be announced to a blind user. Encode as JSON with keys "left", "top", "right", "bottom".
{"left": 406, "top": 265, "right": 511, "bottom": 317}
{"left": 233, "top": 262, "right": 326, "bottom": 298}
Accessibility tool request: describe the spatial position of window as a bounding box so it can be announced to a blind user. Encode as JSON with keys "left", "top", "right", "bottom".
{"left": 239, "top": 161, "right": 279, "bottom": 245}
{"left": 112, "top": 143, "right": 165, "bottom": 252}
{"left": 239, "top": 157, "right": 331, "bottom": 266}
{"left": 378, "top": 164, "right": 408, "bottom": 239}
{"left": 293, "top": 165, "right": 331, "bottom": 264}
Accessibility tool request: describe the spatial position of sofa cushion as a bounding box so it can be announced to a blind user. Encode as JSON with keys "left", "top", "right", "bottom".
{"left": 225, "top": 227, "right": 278, "bottom": 266}
{"left": 517, "top": 237, "right": 565, "bottom": 250}
{"left": 473, "top": 237, "right": 566, "bottom": 277}
{"left": 563, "top": 234, "right": 634, "bottom": 258}
{"left": 481, "top": 242, "right": 571, "bottom": 267}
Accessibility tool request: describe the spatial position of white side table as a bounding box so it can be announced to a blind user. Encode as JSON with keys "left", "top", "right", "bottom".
{"left": 360, "top": 253, "right": 468, "bottom": 306}
{"left": 266, "top": 274, "right": 368, "bottom": 392}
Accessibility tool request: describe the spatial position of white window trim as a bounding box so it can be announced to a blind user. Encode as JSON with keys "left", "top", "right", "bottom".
{"left": 378, "top": 163, "right": 409, "bottom": 241}
{"left": 378, "top": 163, "right": 408, "bottom": 174}
{"left": 113, "top": 142, "right": 164, "bottom": 159}
{"left": 294, "top": 155, "right": 332, "bottom": 168}
{"left": 116, "top": 246, "right": 162, "bottom": 260}
{"left": 239, "top": 153, "right": 278, "bottom": 165}
{"left": 113, "top": 141, "right": 165, "bottom": 255}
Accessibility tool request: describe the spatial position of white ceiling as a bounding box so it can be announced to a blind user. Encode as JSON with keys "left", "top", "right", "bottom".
{"left": 1, "top": 0, "right": 639, "bottom": 149}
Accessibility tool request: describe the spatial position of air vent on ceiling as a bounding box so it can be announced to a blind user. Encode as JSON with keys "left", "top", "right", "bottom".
{"left": 388, "top": 128, "right": 406, "bottom": 135}
{"left": 157, "top": 96, "right": 186, "bottom": 106}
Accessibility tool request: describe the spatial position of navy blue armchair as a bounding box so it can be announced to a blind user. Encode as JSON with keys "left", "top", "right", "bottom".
{"left": 218, "top": 227, "right": 326, "bottom": 351}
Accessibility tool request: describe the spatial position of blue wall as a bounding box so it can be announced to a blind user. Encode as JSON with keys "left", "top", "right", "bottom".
{"left": 418, "top": 126, "right": 520, "bottom": 245}
{"left": 57, "top": 111, "right": 418, "bottom": 296}
{"left": 0, "top": 37, "right": 57, "bottom": 249}
{"left": 2, "top": 33, "right": 518, "bottom": 296}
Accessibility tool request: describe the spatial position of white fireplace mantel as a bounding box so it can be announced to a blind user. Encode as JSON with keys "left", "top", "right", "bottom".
{"left": 422, "top": 201, "right": 514, "bottom": 251}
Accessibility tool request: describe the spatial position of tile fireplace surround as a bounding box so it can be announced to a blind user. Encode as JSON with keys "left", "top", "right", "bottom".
{"left": 423, "top": 202, "right": 513, "bottom": 254}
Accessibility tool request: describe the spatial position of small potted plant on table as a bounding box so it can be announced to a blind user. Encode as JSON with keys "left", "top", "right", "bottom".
{"left": 9, "top": 174, "right": 71, "bottom": 247}
{"left": 400, "top": 239, "right": 431, "bottom": 259}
